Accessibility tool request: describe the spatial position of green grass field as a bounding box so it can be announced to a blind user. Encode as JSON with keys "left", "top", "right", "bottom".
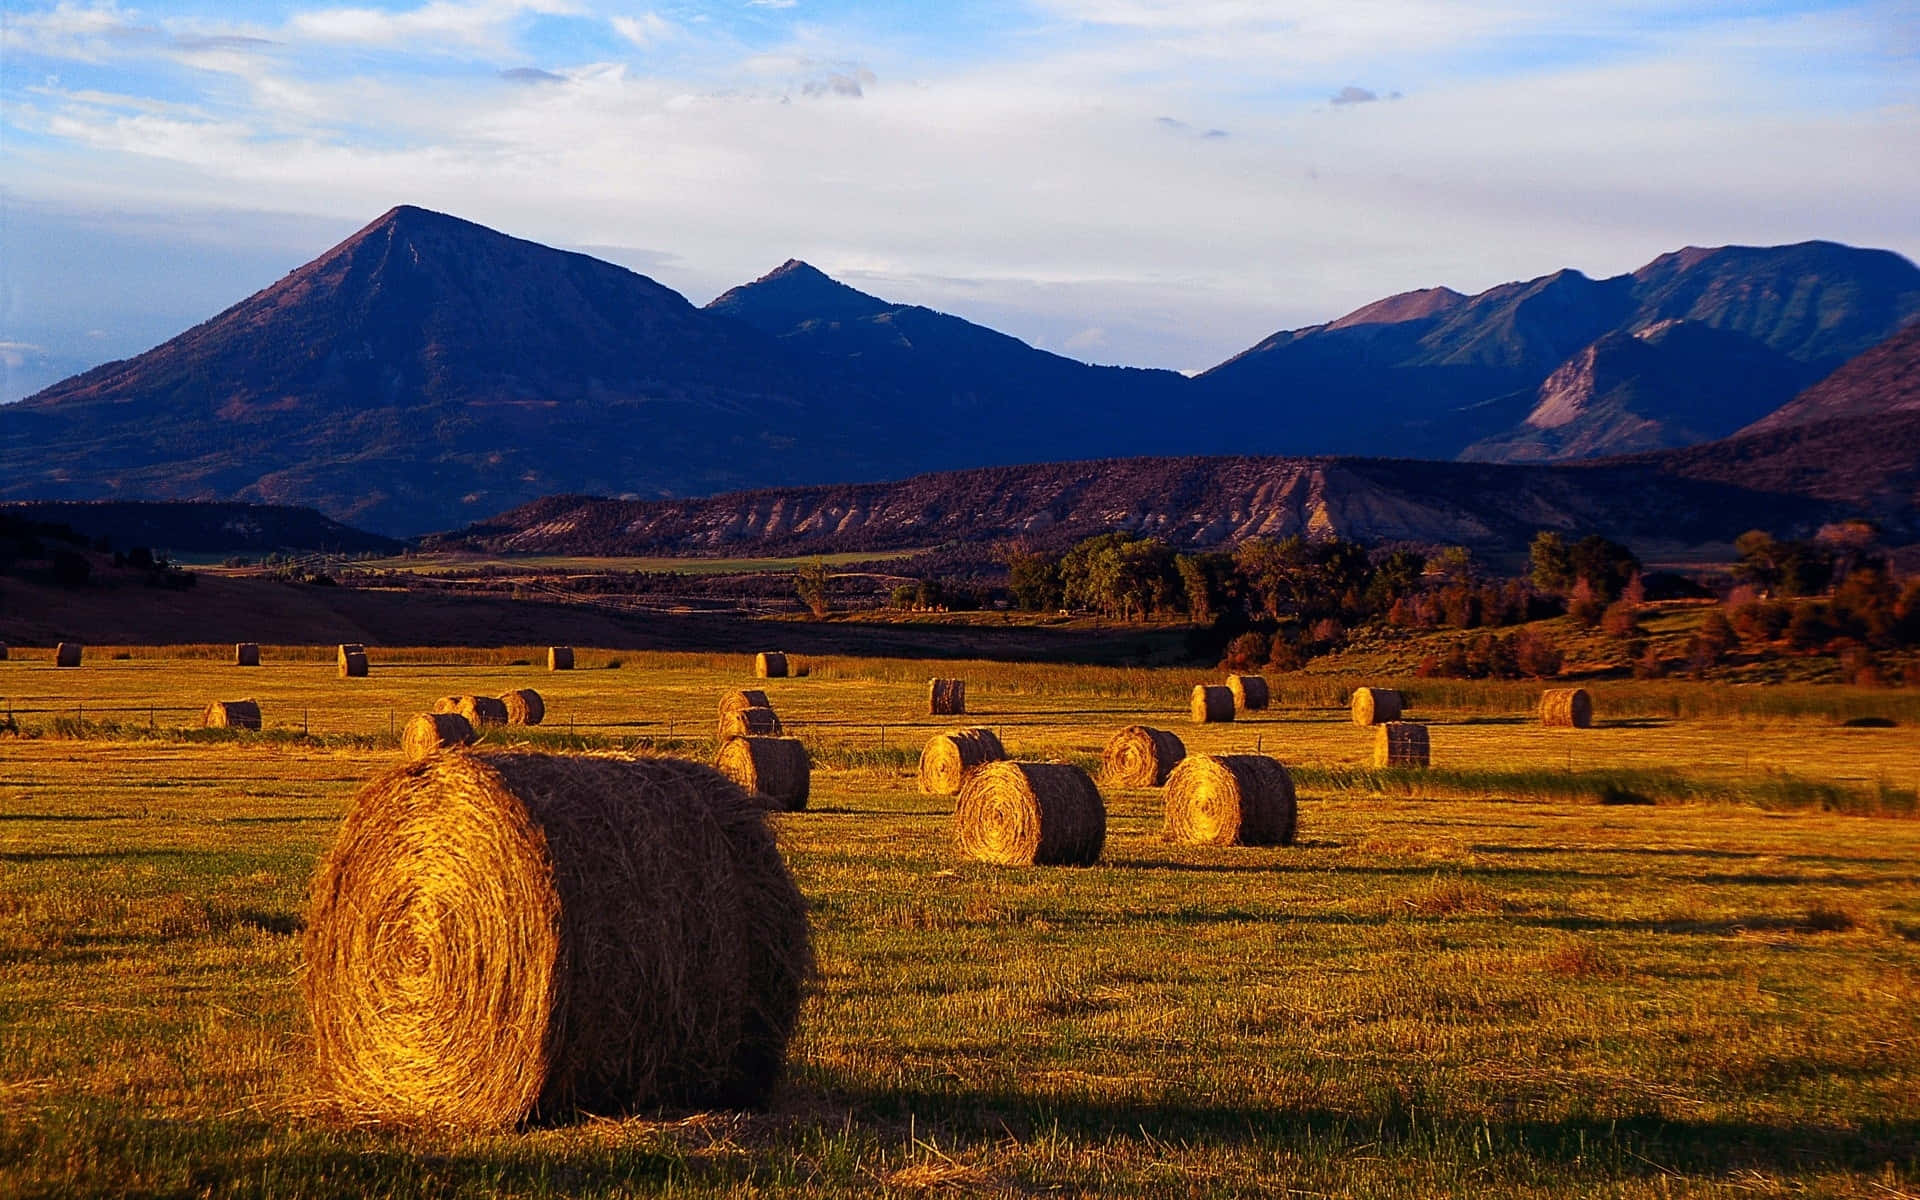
{"left": 2, "top": 649, "right": 1918, "bottom": 1197}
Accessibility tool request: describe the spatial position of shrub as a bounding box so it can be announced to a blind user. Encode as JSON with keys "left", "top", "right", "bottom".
{"left": 1600, "top": 600, "right": 1639, "bottom": 640}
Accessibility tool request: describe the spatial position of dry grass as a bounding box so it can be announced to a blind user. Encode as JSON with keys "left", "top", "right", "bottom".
{"left": 1, "top": 648, "right": 1919, "bottom": 1195}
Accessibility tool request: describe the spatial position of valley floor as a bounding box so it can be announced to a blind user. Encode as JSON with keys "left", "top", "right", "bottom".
{"left": 1, "top": 652, "right": 1917, "bottom": 1197}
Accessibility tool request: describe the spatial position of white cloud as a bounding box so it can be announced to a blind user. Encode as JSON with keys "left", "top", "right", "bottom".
{"left": 288, "top": 1, "right": 582, "bottom": 51}
{"left": 611, "top": 12, "right": 674, "bottom": 47}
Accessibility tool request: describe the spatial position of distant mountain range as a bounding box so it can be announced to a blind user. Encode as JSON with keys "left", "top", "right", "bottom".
{"left": 2, "top": 205, "right": 1916, "bottom": 538}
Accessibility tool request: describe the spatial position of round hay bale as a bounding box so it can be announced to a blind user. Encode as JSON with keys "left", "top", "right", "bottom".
{"left": 548, "top": 646, "right": 575, "bottom": 671}
{"left": 1190, "top": 684, "right": 1235, "bottom": 724}
{"left": 719, "top": 690, "right": 773, "bottom": 721}
{"left": 1541, "top": 687, "right": 1593, "bottom": 729}
{"left": 303, "top": 752, "right": 814, "bottom": 1128}
{"left": 235, "top": 643, "right": 261, "bottom": 667}
{"left": 1350, "top": 687, "right": 1404, "bottom": 726}
{"left": 1375, "top": 722, "right": 1431, "bottom": 768}
{"left": 434, "top": 695, "right": 509, "bottom": 728}
{"left": 754, "top": 652, "right": 789, "bottom": 679}
{"left": 953, "top": 761, "right": 1105, "bottom": 866}
{"left": 337, "top": 643, "right": 365, "bottom": 667}
{"left": 338, "top": 650, "right": 368, "bottom": 678}
{"left": 917, "top": 727, "right": 1007, "bottom": 795}
{"left": 1163, "top": 754, "right": 1297, "bottom": 846}
{"left": 500, "top": 688, "right": 545, "bottom": 726}
{"left": 402, "top": 712, "right": 477, "bottom": 759}
{"left": 1099, "top": 725, "right": 1186, "bottom": 788}
{"left": 719, "top": 705, "right": 783, "bottom": 742}
{"left": 928, "top": 678, "right": 967, "bottom": 716}
{"left": 55, "top": 641, "right": 83, "bottom": 668}
{"left": 716, "top": 737, "right": 811, "bottom": 812}
{"left": 204, "top": 699, "right": 262, "bottom": 730}
{"left": 1227, "top": 674, "right": 1270, "bottom": 712}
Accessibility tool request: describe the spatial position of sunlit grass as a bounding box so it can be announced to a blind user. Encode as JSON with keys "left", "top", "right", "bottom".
{"left": 1, "top": 649, "right": 1917, "bottom": 1196}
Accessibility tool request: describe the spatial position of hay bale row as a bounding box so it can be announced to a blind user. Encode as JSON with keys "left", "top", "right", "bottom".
{"left": 435, "top": 695, "right": 508, "bottom": 728}
{"left": 720, "top": 706, "right": 782, "bottom": 742}
{"left": 1164, "top": 754, "right": 1297, "bottom": 846}
{"left": 1227, "top": 674, "right": 1269, "bottom": 712}
{"left": 917, "top": 727, "right": 1006, "bottom": 795}
{"left": 954, "top": 761, "right": 1105, "bottom": 866}
{"left": 548, "top": 646, "right": 574, "bottom": 671}
{"left": 928, "top": 678, "right": 966, "bottom": 716}
{"left": 236, "top": 642, "right": 261, "bottom": 667}
{"left": 1190, "top": 684, "right": 1235, "bottom": 724}
{"left": 402, "top": 712, "right": 477, "bottom": 759}
{"left": 1375, "top": 722, "right": 1430, "bottom": 768}
{"left": 1541, "top": 687, "right": 1593, "bottom": 729}
{"left": 755, "top": 652, "right": 788, "bottom": 679}
{"left": 303, "top": 752, "right": 814, "bottom": 1128}
{"left": 56, "top": 641, "right": 83, "bottom": 668}
{"left": 501, "top": 688, "right": 545, "bottom": 727}
{"left": 1099, "top": 725, "right": 1186, "bottom": 788}
{"left": 204, "top": 699, "right": 261, "bottom": 730}
{"left": 716, "top": 737, "right": 811, "bottom": 812}
{"left": 1350, "top": 687, "right": 1404, "bottom": 726}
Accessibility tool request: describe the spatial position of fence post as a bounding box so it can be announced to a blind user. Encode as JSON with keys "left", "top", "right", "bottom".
{"left": 304, "top": 708, "right": 309, "bottom": 736}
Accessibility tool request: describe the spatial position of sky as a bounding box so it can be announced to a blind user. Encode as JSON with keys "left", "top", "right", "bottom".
{"left": 2, "top": 0, "right": 1917, "bottom": 400}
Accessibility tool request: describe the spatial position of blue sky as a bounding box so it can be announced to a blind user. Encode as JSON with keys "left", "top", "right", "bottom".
{"left": 3, "top": 0, "right": 1916, "bottom": 400}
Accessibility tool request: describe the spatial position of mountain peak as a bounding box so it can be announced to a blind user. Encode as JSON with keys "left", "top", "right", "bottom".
{"left": 707, "top": 258, "right": 893, "bottom": 330}
{"left": 1326, "top": 286, "right": 1466, "bottom": 330}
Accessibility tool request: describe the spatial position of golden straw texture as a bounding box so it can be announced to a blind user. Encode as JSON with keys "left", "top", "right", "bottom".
{"left": 1541, "top": 688, "right": 1594, "bottom": 729}
{"left": 1375, "top": 722, "right": 1431, "bottom": 768}
{"left": 434, "top": 695, "right": 509, "bottom": 728}
{"left": 1100, "top": 726, "right": 1186, "bottom": 788}
{"left": 1163, "top": 754, "right": 1298, "bottom": 846}
{"left": 1350, "top": 687, "right": 1404, "bottom": 726}
{"left": 55, "top": 641, "right": 82, "bottom": 668}
{"left": 719, "top": 706, "right": 783, "bottom": 742}
{"left": 754, "top": 652, "right": 788, "bottom": 679}
{"left": 716, "top": 737, "right": 811, "bottom": 811}
{"left": 1226, "top": 675, "right": 1270, "bottom": 712}
{"left": 303, "top": 752, "right": 814, "bottom": 1129}
{"left": 401, "top": 712, "right": 476, "bottom": 760}
{"left": 203, "top": 699, "right": 261, "bottom": 730}
{"left": 1190, "top": 684, "right": 1234, "bottom": 724}
{"left": 235, "top": 643, "right": 261, "bottom": 667}
{"left": 917, "top": 727, "right": 1007, "bottom": 795}
{"left": 928, "top": 678, "right": 967, "bottom": 716}
{"left": 953, "top": 761, "right": 1105, "bottom": 867}
{"left": 719, "top": 690, "right": 773, "bottom": 721}
{"left": 500, "top": 689, "right": 545, "bottom": 726}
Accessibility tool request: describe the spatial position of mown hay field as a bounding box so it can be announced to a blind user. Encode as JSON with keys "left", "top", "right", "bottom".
{"left": 2, "top": 647, "right": 1918, "bottom": 1197}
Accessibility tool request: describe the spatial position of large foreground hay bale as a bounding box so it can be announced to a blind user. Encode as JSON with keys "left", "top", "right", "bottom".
{"left": 548, "top": 646, "right": 574, "bottom": 671}
{"left": 917, "top": 727, "right": 1007, "bottom": 795}
{"left": 754, "top": 652, "right": 788, "bottom": 679}
{"left": 203, "top": 699, "right": 262, "bottom": 730}
{"left": 1190, "top": 684, "right": 1235, "bottom": 724}
{"left": 434, "top": 695, "right": 509, "bottom": 728}
{"left": 716, "top": 737, "right": 811, "bottom": 812}
{"left": 55, "top": 642, "right": 82, "bottom": 668}
{"left": 1163, "top": 754, "right": 1297, "bottom": 846}
{"left": 954, "top": 761, "right": 1105, "bottom": 866}
{"left": 402, "top": 712, "right": 477, "bottom": 760}
{"left": 500, "top": 688, "right": 545, "bottom": 726}
{"left": 235, "top": 643, "right": 261, "bottom": 667}
{"left": 303, "top": 752, "right": 814, "bottom": 1128}
{"left": 1541, "top": 688, "right": 1593, "bottom": 729}
{"left": 1375, "top": 722, "right": 1431, "bottom": 768}
{"left": 720, "top": 706, "right": 783, "bottom": 742}
{"left": 1100, "top": 725, "right": 1186, "bottom": 788}
{"left": 1350, "top": 687, "right": 1404, "bottom": 726}
{"left": 1227, "top": 674, "right": 1270, "bottom": 712}
{"left": 928, "top": 678, "right": 967, "bottom": 716}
